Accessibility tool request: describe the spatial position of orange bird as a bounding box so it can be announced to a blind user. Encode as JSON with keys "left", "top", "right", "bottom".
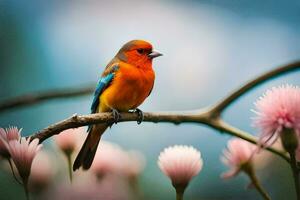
{"left": 73, "top": 40, "right": 162, "bottom": 170}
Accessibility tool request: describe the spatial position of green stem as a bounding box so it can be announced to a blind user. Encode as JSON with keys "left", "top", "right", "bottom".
{"left": 288, "top": 151, "right": 300, "bottom": 200}
{"left": 24, "top": 185, "right": 29, "bottom": 200}
{"left": 176, "top": 191, "right": 183, "bottom": 200}
{"left": 175, "top": 186, "right": 186, "bottom": 200}
{"left": 245, "top": 165, "right": 271, "bottom": 200}
{"left": 22, "top": 177, "right": 30, "bottom": 200}
{"left": 65, "top": 153, "right": 73, "bottom": 183}
{"left": 7, "top": 159, "right": 22, "bottom": 185}
{"left": 280, "top": 128, "right": 300, "bottom": 199}
{"left": 129, "top": 177, "right": 142, "bottom": 199}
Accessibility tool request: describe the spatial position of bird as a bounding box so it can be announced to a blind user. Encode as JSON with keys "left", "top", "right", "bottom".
{"left": 73, "top": 40, "right": 162, "bottom": 171}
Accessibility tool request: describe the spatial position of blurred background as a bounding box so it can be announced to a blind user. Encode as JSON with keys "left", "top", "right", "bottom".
{"left": 1, "top": 0, "right": 300, "bottom": 199}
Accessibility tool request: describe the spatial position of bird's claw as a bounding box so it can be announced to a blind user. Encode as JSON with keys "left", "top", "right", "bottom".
{"left": 134, "top": 108, "right": 144, "bottom": 124}
{"left": 112, "top": 109, "right": 121, "bottom": 124}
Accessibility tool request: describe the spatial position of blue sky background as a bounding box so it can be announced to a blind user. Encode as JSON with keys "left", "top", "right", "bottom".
{"left": 1, "top": 0, "right": 300, "bottom": 199}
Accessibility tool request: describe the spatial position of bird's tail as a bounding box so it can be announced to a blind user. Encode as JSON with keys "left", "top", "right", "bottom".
{"left": 73, "top": 124, "right": 108, "bottom": 171}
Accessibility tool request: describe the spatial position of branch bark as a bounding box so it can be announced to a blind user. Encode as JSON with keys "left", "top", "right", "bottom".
{"left": 0, "top": 85, "right": 95, "bottom": 112}
{"left": 30, "top": 110, "right": 289, "bottom": 162}
{"left": 30, "top": 110, "right": 211, "bottom": 143}
{"left": 6, "top": 60, "right": 300, "bottom": 164}
{"left": 210, "top": 61, "right": 300, "bottom": 116}
{"left": 1, "top": 61, "right": 300, "bottom": 114}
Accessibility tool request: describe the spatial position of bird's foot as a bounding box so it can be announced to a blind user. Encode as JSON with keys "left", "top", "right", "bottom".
{"left": 134, "top": 108, "right": 144, "bottom": 124}
{"left": 111, "top": 109, "right": 121, "bottom": 124}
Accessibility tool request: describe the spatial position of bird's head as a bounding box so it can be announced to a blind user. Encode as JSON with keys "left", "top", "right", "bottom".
{"left": 116, "top": 40, "right": 162, "bottom": 69}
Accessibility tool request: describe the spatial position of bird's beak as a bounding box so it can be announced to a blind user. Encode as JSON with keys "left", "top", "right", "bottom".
{"left": 148, "top": 50, "right": 163, "bottom": 58}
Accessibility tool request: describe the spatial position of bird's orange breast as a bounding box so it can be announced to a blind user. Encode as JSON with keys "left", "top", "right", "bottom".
{"left": 99, "top": 62, "right": 155, "bottom": 112}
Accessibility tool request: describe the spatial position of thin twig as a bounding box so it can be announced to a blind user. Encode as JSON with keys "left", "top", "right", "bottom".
{"left": 244, "top": 164, "right": 271, "bottom": 200}
{"left": 0, "top": 61, "right": 299, "bottom": 114}
{"left": 0, "top": 85, "right": 95, "bottom": 112}
{"left": 210, "top": 61, "right": 300, "bottom": 116}
{"left": 212, "top": 119, "right": 290, "bottom": 162}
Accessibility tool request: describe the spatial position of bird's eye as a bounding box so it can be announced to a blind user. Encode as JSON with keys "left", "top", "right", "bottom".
{"left": 137, "top": 49, "right": 144, "bottom": 54}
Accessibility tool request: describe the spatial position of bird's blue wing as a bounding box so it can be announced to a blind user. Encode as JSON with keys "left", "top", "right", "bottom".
{"left": 90, "top": 74, "right": 113, "bottom": 114}
{"left": 90, "top": 65, "right": 119, "bottom": 114}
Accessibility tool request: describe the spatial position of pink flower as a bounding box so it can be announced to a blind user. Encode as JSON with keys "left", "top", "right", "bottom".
{"left": 29, "top": 151, "right": 54, "bottom": 192}
{"left": 158, "top": 145, "right": 203, "bottom": 189}
{"left": 0, "top": 127, "right": 21, "bottom": 158}
{"left": 55, "top": 128, "right": 84, "bottom": 155}
{"left": 123, "top": 150, "right": 145, "bottom": 179}
{"left": 8, "top": 137, "right": 42, "bottom": 184}
{"left": 91, "top": 141, "right": 127, "bottom": 177}
{"left": 253, "top": 85, "right": 300, "bottom": 147}
{"left": 91, "top": 141, "right": 146, "bottom": 180}
{"left": 253, "top": 140, "right": 282, "bottom": 169}
{"left": 221, "top": 138, "right": 256, "bottom": 179}
{"left": 50, "top": 174, "right": 133, "bottom": 200}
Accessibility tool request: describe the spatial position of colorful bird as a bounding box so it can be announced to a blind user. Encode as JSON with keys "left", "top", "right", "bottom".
{"left": 73, "top": 40, "right": 162, "bottom": 170}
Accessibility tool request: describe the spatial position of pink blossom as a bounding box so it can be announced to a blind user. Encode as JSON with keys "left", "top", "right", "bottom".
{"left": 8, "top": 137, "right": 42, "bottom": 184}
{"left": 91, "top": 141, "right": 146, "bottom": 180}
{"left": 29, "top": 151, "right": 54, "bottom": 192}
{"left": 0, "top": 127, "right": 21, "bottom": 158}
{"left": 158, "top": 145, "right": 203, "bottom": 188}
{"left": 48, "top": 174, "right": 133, "bottom": 200}
{"left": 91, "top": 141, "right": 128, "bottom": 177}
{"left": 253, "top": 85, "right": 300, "bottom": 147}
{"left": 253, "top": 140, "right": 282, "bottom": 169}
{"left": 55, "top": 128, "right": 84, "bottom": 154}
{"left": 123, "top": 150, "right": 145, "bottom": 179}
{"left": 221, "top": 138, "right": 256, "bottom": 179}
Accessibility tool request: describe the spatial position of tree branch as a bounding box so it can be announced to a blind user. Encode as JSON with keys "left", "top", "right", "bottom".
{"left": 0, "top": 85, "right": 95, "bottom": 112}
{"left": 211, "top": 119, "right": 289, "bottom": 162}
{"left": 30, "top": 110, "right": 289, "bottom": 162}
{"left": 30, "top": 110, "right": 211, "bottom": 143}
{"left": 11, "top": 60, "right": 300, "bottom": 164}
{"left": 1, "top": 61, "right": 299, "bottom": 114}
{"left": 210, "top": 61, "right": 300, "bottom": 116}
